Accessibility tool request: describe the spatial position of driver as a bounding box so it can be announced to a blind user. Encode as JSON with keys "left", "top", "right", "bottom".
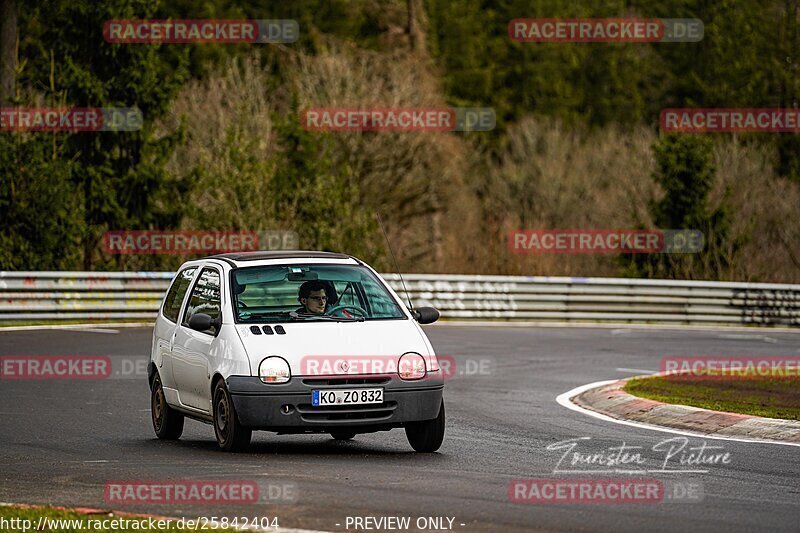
{"left": 297, "top": 280, "right": 329, "bottom": 315}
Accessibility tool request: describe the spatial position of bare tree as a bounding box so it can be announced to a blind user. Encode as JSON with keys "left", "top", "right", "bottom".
{"left": 407, "top": 0, "right": 426, "bottom": 53}
{"left": 0, "top": 0, "right": 16, "bottom": 104}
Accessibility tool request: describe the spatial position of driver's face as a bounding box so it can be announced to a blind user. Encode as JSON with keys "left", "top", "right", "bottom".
{"left": 302, "top": 289, "right": 327, "bottom": 314}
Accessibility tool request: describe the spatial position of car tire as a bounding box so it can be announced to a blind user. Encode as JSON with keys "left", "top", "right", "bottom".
{"left": 151, "top": 373, "right": 184, "bottom": 440}
{"left": 405, "top": 399, "right": 445, "bottom": 452}
{"left": 330, "top": 431, "right": 356, "bottom": 440}
{"left": 213, "top": 380, "right": 252, "bottom": 452}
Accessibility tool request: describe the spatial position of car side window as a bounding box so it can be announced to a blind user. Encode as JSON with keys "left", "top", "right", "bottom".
{"left": 182, "top": 267, "right": 222, "bottom": 335}
{"left": 161, "top": 267, "right": 197, "bottom": 323}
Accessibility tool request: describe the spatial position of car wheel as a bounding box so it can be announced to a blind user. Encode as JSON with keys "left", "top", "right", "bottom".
{"left": 405, "top": 400, "right": 445, "bottom": 452}
{"left": 151, "top": 373, "right": 184, "bottom": 440}
{"left": 330, "top": 431, "right": 356, "bottom": 440}
{"left": 213, "top": 380, "right": 252, "bottom": 452}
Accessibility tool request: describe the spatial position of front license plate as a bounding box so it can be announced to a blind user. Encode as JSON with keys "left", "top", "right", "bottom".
{"left": 312, "top": 388, "right": 383, "bottom": 406}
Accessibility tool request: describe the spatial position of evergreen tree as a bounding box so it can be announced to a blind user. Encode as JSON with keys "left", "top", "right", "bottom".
{"left": 625, "top": 134, "right": 734, "bottom": 279}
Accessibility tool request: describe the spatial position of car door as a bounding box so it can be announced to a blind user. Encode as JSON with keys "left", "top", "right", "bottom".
{"left": 152, "top": 266, "right": 197, "bottom": 391}
{"left": 172, "top": 265, "right": 223, "bottom": 411}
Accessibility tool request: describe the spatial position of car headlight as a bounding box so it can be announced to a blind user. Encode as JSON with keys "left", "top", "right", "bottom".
{"left": 259, "top": 356, "right": 291, "bottom": 384}
{"left": 398, "top": 352, "right": 426, "bottom": 380}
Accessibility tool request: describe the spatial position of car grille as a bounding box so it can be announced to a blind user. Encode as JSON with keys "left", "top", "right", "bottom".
{"left": 296, "top": 401, "right": 397, "bottom": 423}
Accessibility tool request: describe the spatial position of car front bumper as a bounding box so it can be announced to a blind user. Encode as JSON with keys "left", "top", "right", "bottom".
{"left": 226, "top": 373, "right": 444, "bottom": 432}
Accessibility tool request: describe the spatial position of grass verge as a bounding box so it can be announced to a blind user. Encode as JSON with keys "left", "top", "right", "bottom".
{"left": 624, "top": 375, "right": 800, "bottom": 420}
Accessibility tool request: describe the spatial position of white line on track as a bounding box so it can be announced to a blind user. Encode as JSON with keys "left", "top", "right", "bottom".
{"left": 429, "top": 321, "right": 800, "bottom": 333}
{"left": 717, "top": 334, "right": 778, "bottom": 343}
{"left": 556, "top": 379, "right": 800, "bottom": 447}
{"left": 61, "top": 327, "right": 119, "bottom": 334}
{"left": 0, "top": 323, "right": 152, "bottom": 332}
{"left": 615, "top": 367, "right": 657, "bottom": 374}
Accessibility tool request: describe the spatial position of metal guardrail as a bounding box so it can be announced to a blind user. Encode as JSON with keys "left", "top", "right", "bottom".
{"left": 1, "top": 271, "right": 799, "bottom": 326}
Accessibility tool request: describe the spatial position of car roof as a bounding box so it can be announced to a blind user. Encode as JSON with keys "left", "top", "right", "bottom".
{"left": 203, "top": 250, "right": 361, "bottom": 268}
{"left": 209, "top": 250, "right": 352, "bottom": 261}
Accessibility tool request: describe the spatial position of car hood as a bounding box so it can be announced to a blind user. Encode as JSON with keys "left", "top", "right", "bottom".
{"left": 233, "top": 319, "right": 432, "bottom": 376}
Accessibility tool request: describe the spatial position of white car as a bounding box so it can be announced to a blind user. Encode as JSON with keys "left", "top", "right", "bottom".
{"left": 149, "top": 251, "right": 444, "bottom": 452}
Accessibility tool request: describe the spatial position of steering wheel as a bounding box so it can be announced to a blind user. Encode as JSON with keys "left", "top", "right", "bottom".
{"left": 326, "top": 304, "right": 368, "bottom": 318}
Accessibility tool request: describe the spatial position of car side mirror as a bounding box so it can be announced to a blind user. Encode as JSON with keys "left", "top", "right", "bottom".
{"left": 188, "top": 313, "right": 214, "bottom": 332}
{"left": 413, "top": 307, "right": 440, "bottom": 325}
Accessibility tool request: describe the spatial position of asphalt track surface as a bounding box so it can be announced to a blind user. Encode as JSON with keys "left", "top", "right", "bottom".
{"left": 1, "top": 325, "right": 799, "bottom": 532}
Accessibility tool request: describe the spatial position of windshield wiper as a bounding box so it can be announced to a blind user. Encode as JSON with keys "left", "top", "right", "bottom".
{"left": 239, "top": 311, "right": 364, "bottom": 322}
{"left": 239, "top": 311, "right": 302, "bottom": 321}
{"left": 290, "top": 311, "right": 365, "bottom": 322}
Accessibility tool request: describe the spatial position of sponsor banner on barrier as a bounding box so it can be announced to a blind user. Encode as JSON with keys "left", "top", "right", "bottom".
{"left": 300, "top": 107, "right": 496, "bottom": 132}
{"left": 0, "top": 107, "right": 143, "bottom": 132}
{"left": 508, "top": 478, "right": 704, "bottom": 504}
{"left": 661, "top": 108, "right": 800, "bottom": 132}
{"left": 660, "top": 356, "right": 800, "bottom": 380}
{"left": 103, "top": 19, "right": 298, "bottom": 44}
{"left": 102, "top": 230, "right": 298, "bottom": 254}
{"left": 104, "top": 480, "right": 298, "bottom": 505}
{"left": 509, "top": 229, "right": 704, "bottom": 254}
{"left": 508, "top": 18, "right": 703, "bottom": 43}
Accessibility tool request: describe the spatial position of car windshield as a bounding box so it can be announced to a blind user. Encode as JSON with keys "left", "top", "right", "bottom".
{"left": 231, "top": 264, "right": 406, "bottom": 323}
